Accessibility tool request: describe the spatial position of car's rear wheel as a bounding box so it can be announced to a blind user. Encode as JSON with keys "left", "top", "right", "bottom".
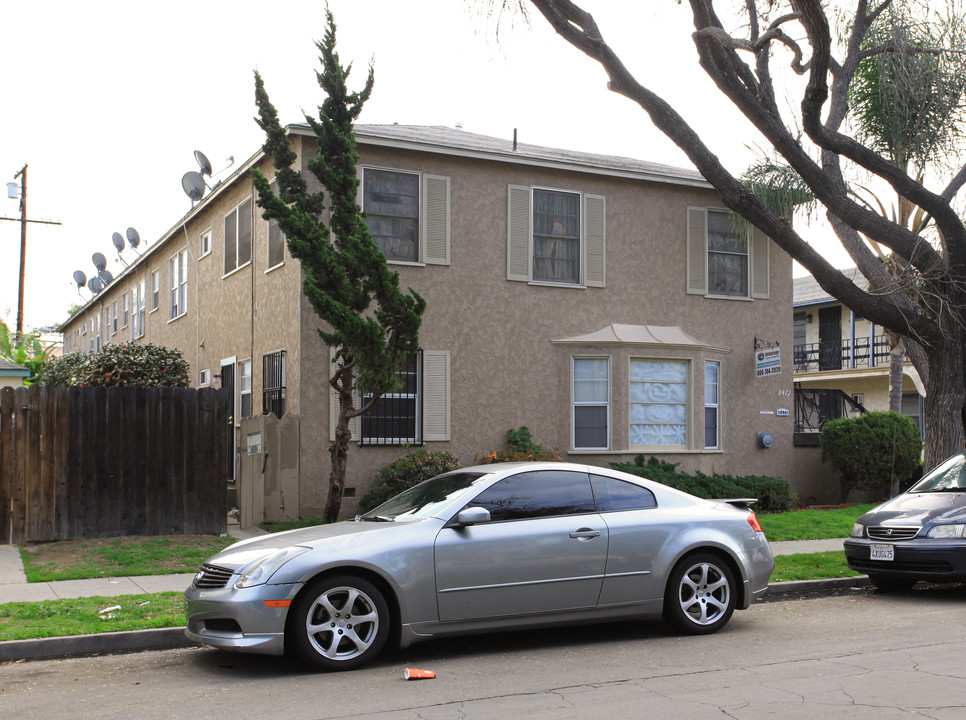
{"left": 289, "top": 574, "right": 390, "bottom": 671}
{"left": 663, "top": 553, "right": 736, "bottom": 634}
{"left": 868, "top": 574, "right": 917, "bottom": 592}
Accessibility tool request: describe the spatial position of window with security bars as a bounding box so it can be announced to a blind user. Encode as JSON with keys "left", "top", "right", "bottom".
{"left": 361, "top": 351, "right": 421, "bottom": 445}
{"left": 263, "top": 350, "right": 286, "bottom": 417}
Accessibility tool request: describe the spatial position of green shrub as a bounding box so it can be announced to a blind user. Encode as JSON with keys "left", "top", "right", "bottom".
{"left": 820, "top": 411, "right": 923, "bottom": 502}
{"left": 359, "top": 449, "right": 462, "bottom": 512}
{"left": 476, "top": 426, "right": 562, "bottom": 464}
{"left": 610, "top": 455, "right": 796, "bottom": 513}
{"left": 36, "top": 343, "right": 190, "bottom": 388}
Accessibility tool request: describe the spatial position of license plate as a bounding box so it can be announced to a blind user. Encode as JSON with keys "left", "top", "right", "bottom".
{"left": 870, "top": 544, "right": 895, "bottom": 561}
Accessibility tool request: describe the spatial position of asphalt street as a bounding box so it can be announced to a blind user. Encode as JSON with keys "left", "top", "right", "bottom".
{"left": 2, "top": 584, "right": 965, "bottom": 719}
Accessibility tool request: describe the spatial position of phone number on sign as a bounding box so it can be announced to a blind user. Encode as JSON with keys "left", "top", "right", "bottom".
{"left": 756, "top": 366, "right": 782, "bottom": 377}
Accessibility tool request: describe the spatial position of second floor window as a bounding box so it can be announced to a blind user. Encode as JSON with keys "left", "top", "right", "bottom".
{"left": 363, "top": 168, "right": 420, "bottom": 262}
{"left": 170, "top": 249, "right": 188, "bottom": 319}
{"left": 533, "top": 189, "right": 581, "bottom": 284}
{"left": 707, "top": 209, "right": 748, "bottom": 297}
{"left": 224, "top": 198, "right": 253, "bottom": 275}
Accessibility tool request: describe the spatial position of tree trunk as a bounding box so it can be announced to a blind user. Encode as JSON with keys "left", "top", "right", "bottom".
{"left": 922, "top": 333, "right": 966, "bottom": 472}
{"left": 324, "top": 372, "right": 355, "bottom": 524}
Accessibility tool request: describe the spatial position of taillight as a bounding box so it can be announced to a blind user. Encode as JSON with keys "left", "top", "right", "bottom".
{"left": 747, "top": 511, "right": 763, "bottom": 533}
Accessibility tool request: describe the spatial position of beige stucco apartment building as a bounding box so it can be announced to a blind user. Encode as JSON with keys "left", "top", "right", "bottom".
{"left": 61, "top": 124, "right": 830, "bottom": 517}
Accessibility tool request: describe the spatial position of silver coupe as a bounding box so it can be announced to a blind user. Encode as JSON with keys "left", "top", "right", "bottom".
{"left": 185, "top": 462, "right": 774, "bottom": 670}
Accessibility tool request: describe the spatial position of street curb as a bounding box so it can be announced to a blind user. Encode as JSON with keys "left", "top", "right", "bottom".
{"left": 0, "top": 627, "right": 195, "bottom": 663}
{"left": 764, "top": 575, "right": 871, "bottom": 595}
{"left": 1, "top": 576, "right": 872, "bottom": 663}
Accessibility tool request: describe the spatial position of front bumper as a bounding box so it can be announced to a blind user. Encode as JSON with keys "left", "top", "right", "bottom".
{"left": 844, "top": 538, "right": 966, "bottom": 582}
{"left": 184, "top": 580, "right": 303, "bottom": 656}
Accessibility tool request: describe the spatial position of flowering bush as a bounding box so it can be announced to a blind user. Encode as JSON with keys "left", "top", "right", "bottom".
{"left": 36, "top": 343, "right": 190, "bottom": 388}
{"left": 475, "top": 426, "right": 562, "bottom": 464}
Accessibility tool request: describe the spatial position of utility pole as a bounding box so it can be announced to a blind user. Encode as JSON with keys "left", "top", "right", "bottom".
{"left": 14, "top": 164, "right": 27, "bottom": 340}
{"left": 4, "top": 164, "right": 62, "bottom": 341}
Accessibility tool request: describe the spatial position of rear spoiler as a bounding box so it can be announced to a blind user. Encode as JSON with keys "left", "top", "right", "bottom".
{"left": 717, "top": 498, "right": 759, "bottom": 509}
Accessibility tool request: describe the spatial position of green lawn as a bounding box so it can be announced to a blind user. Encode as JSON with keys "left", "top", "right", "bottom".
{"left": 19, "top": 534, "right": 235, "bottom": 583}
{"left": 758, "top": 504, "right": 873, "bottom": 541}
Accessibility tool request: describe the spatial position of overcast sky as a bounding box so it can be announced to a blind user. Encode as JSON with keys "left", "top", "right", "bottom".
{"left": 1, "top": 0, "right": 845, "bottom": 334}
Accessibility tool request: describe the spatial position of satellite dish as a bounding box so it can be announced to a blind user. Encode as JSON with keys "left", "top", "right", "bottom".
{"left": 182, "top": 171, "right": 205, "bottom": 202}
{"left": 126, "top": 227, "right": 140, "bottom": 249}
{"left": 88, "top": 276, "right": 104, "bottom": 294}
{"left": 92, "top": 252, "right": 107, "bottom": 272}
{"left": 194, "top": 150, "right": 213, "bottom": 177}
{"left": 98, "top": 269, "right": 114, "bottom": 285}
{"left": 112, "top": 232, "right": 125, "bottom": 253}
{"left": 73, "top": 270, "right": 87, "bottom": 288}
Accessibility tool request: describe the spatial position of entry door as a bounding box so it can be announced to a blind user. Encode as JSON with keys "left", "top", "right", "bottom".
{"left": 434, "top": 470, "right": 607, "bottom": 622}
{"left": 818, "top": 307, "right": 842, "bottom": 370}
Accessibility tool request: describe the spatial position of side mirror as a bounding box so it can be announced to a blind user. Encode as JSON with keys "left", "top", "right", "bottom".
{"left": 453, "top": 507, "right": 491, "bottom": 527}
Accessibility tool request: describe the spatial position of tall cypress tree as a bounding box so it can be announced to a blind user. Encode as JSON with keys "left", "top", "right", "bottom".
{"left": 252, "top": 9, "right": 425, "bottom": 522}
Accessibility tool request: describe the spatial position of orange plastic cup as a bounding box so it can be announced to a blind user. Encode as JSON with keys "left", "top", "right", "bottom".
{"left": 404, "top": 668, "right": 436, "bottom": 680}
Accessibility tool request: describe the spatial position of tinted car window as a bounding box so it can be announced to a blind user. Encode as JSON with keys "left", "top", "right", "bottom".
{"left": 590, "top": 474, "right": 657, "bottom": 512}
{"left": 365, "top": 471, "right": 488, "bottom": 521}
{"left": 468, "top": 470, "right": 596, "bottom": 521}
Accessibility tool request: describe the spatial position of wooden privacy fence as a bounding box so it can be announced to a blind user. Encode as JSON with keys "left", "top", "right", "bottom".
{"left": 0, "top": 385, "right": 230, "bottom": 544}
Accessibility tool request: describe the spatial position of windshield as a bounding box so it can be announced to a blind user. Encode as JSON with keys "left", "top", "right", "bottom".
{"left": 909, "top": 452, "right": 966, "bottom": 492}
{"left": 361, "top": 471, "right": 489, "bottom": 521}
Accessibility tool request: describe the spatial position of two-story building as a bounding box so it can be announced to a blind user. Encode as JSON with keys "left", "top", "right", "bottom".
{"left": 793, "top": 270, "right": 925, "bottom": 442}
{"left": 61, "top": 124, "right": 831, "bottom": 516}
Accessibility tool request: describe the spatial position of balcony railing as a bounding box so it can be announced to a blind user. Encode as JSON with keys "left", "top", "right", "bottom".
{"left": 794, "top": 388, "right": 866, "bottom": 434}
{"left": 793, "top": 335, "right": 892, "bottom": 372}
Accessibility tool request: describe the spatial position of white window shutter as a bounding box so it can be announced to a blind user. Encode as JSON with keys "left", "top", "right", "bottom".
{"left": 686, "top": 207, "right": 708, "bottom": 295}
{"left": 423, "top": 350, "right": 450, "bottom": 441}
{"left": 751, "top": 229, "right": 770, "bottom": 299}
{"left": 507, "top": 185, "right": 531, "bottom": 281}
{"left": 422, "top": 174, "right": 450, "bottom": 265}
{"left": 329, "top": 348, "right": 360, "bottom": 442}
{"left": 583, "top": 194, "right": 606, "bottom": 287}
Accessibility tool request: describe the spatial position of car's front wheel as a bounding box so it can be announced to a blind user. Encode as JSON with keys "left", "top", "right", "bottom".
{"left": 289, "top": 574, "right": 390, "bottom": 671}
{"left": 663, "top": 553, "right": 736, "bottom": 634}
{"left": 868, "top": 574, "right": 917, "bottom": 592}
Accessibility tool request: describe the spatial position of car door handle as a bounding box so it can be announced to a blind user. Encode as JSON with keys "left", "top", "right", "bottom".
{"left": 569, "top": 529, "right": 601, "bottom": 540}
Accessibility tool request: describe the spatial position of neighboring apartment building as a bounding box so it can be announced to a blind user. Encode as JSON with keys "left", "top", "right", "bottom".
{"left": 61, "top": 124, "right": 827, "bottom": 516}
{"left": 793, "top": 270, "right": 925, "bottom": 437}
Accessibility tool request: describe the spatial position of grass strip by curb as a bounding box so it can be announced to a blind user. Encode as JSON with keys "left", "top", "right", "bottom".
{"left": 0, "top": 592, "right": 185, "bottom": 642}
{"left": 771, "top": 551, "right": 860, "bottom": 583}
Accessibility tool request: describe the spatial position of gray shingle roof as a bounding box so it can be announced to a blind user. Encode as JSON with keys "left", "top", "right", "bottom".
{"left": 794, "top": 267, "right": 864, "bottom": 306}
{"left": 295, "top": 123, "right": 711, "bottom": 188}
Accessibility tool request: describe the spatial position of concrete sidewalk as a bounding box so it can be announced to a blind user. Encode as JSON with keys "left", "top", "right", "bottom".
{"left": 0, "top": 535, "right": 853, "bottom": 663}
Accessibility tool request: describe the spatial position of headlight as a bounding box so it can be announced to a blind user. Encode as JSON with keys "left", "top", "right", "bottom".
{"left": 235, "top": 547, "right": 309, "bottom": 588}
{"left": 851, "top": 523, "right": 865, "bottom": 538}
{"left": 926, "top": 524, "right": 966, "bottom": 539}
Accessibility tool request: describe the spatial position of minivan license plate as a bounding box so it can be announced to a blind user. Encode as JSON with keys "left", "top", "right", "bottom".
{"left": 870, "top": 544, "right": 895, "bottom": 561}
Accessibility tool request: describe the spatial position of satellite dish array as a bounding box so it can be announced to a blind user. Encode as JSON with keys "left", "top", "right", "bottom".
{"left": 72, "top": 228, "right": 140, "bottom": 296}
{"left": 71, "top": 150, "right": 235, "bottom": 300}
{"left": 182, "top": 150, "right": 234, "bottom": 206}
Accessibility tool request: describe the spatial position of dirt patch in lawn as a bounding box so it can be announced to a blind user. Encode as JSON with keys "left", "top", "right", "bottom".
{"left": 19, "top": 534, "right": 235, "bottom": 582}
